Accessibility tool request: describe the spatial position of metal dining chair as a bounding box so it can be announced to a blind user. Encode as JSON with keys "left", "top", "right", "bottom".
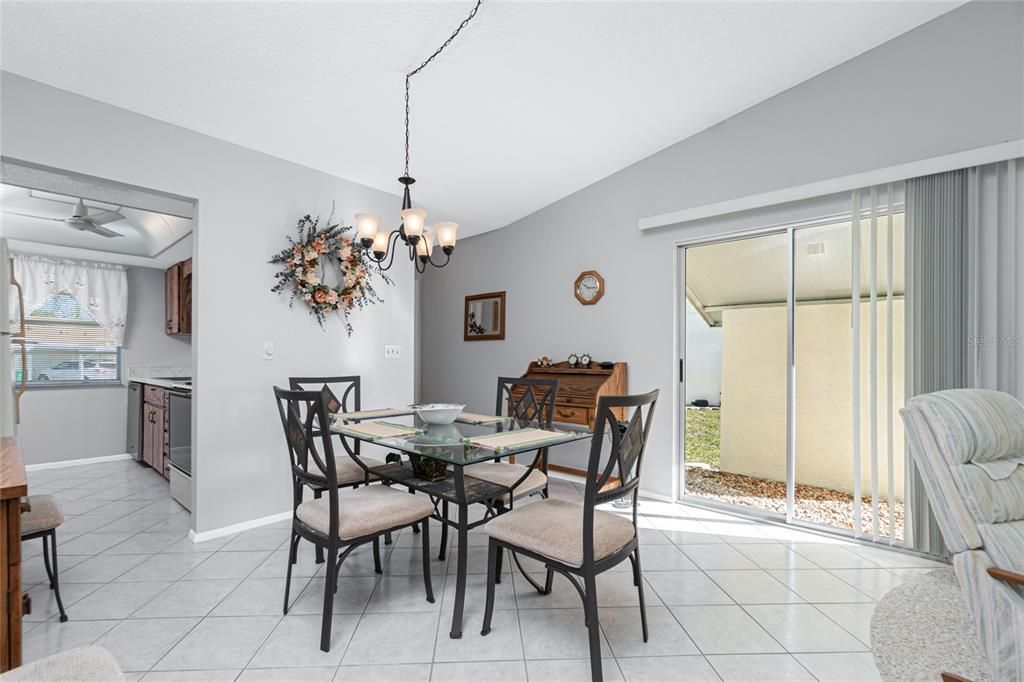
{"left": 437, "top": 377, "right": 558, "bottom": 583}
{"left": 480, "top": 390, "right": 659, "bottom": 682}
{"left": 20, "top": 495, "right": 68, "bottom": 622}
{"left": 274, "top": 386, "right": 435, "bottom": 652}
{"left": 289, "top": 376, "right": 395, "bottom": 559}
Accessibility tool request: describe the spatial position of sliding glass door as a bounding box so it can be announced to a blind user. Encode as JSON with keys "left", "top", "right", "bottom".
{"left": 682, "top": 231, "right": 789, "bottom": 517}
{"left": 680, "top": 189, "right": 907, "bottom": 542}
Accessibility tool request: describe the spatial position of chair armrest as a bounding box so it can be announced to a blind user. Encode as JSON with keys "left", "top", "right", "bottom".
{"left": 987, "top": 566, "right": 1024, "bottom": 586}
{"left": 941, "top": 673, "right": 973, "bottom": 682}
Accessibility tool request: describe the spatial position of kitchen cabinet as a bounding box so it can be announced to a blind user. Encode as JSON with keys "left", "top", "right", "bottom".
{"left": 142, "top": 389, "right": 169, "bottom": 480}
{"left": 165, "top": 257, "right": 192, "bottom": 336}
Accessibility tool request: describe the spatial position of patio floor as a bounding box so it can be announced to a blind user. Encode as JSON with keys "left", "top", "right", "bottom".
{"left": 685, "top": 464, "right": 905, "bottom": 542}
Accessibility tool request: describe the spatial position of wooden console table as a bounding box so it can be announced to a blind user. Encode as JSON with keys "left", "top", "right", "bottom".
{"left": 1, "top": 437, "right": 27, "bottom": 672}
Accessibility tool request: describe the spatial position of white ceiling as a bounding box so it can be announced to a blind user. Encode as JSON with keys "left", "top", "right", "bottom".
{"left": 686, "top": 214, "right": 906, "bottom": 326}
{"left": 0, "top": 1, "right": 960, "bottom": 237}
{"left": 0, "top": 184, "right": 193, "bottom": 267}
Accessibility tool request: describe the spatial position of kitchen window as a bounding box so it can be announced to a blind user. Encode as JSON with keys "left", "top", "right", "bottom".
{"left": 12, "top": 292, "right": 122, "bottom": 387}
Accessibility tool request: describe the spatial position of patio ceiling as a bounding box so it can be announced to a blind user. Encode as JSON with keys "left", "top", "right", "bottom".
{"left": 686, "top": 215, "right": 906, "bottom": 326}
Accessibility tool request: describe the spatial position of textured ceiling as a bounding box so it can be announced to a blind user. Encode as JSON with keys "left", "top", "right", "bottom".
{"left": 0, "top": 1, "right": 960, "bottom": 237}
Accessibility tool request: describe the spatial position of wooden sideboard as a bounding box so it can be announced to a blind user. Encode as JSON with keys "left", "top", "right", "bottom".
{"left": 515, "top": 361, "right": 628, "bottom": 428}
{"left": 1, "top": 437, "right": 27, "bottom": 672}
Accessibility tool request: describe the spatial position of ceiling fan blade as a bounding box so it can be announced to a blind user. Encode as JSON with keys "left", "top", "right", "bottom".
{"left": 0, "top": 209, "right": 66, "bottom": 222}
{"left": 87, "top": 209, "right": 124, "bottom": 225}
{"left": 83, "top": 222, "right": 123, "bottom": 238}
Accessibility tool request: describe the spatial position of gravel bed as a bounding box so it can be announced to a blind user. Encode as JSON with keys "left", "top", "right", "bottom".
{"left": 686, "top": 464, "right": 904, "bottom": 540}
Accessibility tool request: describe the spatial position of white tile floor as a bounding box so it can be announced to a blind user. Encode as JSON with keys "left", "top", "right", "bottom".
{"left": 20, "top": 460, "right": 947, "bottom": 681}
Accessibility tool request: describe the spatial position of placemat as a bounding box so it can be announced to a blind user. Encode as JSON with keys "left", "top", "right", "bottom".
{"left": 455, "top": 411, "right": 506, "bottom": 425}
{"left": 465, "top": 428, "right": 567, "bottom": 451}
{"left": 333, "top": 408, "right": 414, "bottom": 422}
{"left": 336, "top": 421, "right": 421, "bottom": 441}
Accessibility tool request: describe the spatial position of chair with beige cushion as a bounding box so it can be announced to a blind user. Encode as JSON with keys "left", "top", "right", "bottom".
{"left": 482, "top": 390, "right": 659, "bottom": 682}
{"left": 900, "top": 389, "right": 1024, "bottom": 682}
{"left": 438, "top": 377, "right": 558, "bottom": 575}
{"left": 274, "top": 386, "right": 435, "bottom": 652}
{"left": 20, "top": 494, "right": 68, "bottom": 622}
{"left": 289, "top": 376, "right": 391, "bottom": 561}
{"left": 0, "top": 646, "right": 123, "bottom": 681}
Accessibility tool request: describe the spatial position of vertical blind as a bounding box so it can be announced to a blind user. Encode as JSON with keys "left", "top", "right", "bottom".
{"left": 850, "top": 183, "right": 905, "bottom": 545}
{"left": 967, "top": 159, "right": 1024, "bottom": 399}
{"left": 905, "top": 169, "right": 969, "bottom": 556}
{"left": 903, "top": 158, "right": 1024, "bottom": 556}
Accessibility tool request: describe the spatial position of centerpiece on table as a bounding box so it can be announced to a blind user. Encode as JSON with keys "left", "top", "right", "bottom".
{"left": 270, "top": 206, "right": 392, "bottom": 335}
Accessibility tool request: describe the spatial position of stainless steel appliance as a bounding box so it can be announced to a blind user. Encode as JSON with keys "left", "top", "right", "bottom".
{"left": 167, "top": 388, "right": 192, "bottom": 510}
{"left": 1, "top": 239, "right": 27, "bottom": 437}
{"left": 127, "top": 382, "right": 142, "bottom": 460}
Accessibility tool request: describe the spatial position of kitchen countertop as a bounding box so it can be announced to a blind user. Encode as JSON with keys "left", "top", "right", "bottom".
{"left": 129, "top": 377, "right": 192, "bottom": 391}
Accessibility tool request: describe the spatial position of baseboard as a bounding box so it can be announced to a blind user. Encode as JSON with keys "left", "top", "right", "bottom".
{"left": 548, "top": 467, "right": 676, "bottom": 503}
{"left": 547, "top": 464, "right": 586, "bottom": 480}
{"left": 25, "top": 453, "right": 134, "bottom": 471}
{"left": 190, "top": 510, "right": 292, "bottom": 544}
{"left": 638, "top": 489, "right": 675, "bottom": 503}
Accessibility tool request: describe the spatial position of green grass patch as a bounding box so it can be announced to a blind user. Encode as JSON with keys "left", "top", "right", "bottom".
{"left": 685, "top": 407, "right": 720, "bottom": 468}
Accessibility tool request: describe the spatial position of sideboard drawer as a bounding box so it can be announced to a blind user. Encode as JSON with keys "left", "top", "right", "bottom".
{"left": 552, "top": 405, "right": 589, "bottom": 425}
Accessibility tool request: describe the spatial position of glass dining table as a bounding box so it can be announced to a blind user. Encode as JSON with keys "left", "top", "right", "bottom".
{"left": 329, "top": 413, "right": 592, "bottom": 638}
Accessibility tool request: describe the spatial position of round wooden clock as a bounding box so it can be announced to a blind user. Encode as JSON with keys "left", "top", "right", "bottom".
{"left": 574, "top": 270, "right": 605, "bottom": 305}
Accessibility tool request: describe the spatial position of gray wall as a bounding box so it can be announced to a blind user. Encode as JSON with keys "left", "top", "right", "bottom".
{"left": 419, "top": 1, "right": 1024, "bottom": 498}
{"left": 2, "top": 72, "right": 425, "bottom": 533}
{"left": 16, "top": 266, "right": 192, "bottom": 465}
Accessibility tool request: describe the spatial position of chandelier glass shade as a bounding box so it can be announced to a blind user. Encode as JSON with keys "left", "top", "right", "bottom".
{"left": 355, "top": 0, "right": 483, "bottom": 274}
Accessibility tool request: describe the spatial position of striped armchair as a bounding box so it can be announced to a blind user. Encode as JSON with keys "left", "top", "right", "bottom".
{"left": 901, "top": 389, "right": 1024, "bottom": 682}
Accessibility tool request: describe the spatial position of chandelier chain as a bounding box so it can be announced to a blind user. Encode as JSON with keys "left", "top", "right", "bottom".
{"left": 404, "top": 0, "right": 484, "bottom": 176}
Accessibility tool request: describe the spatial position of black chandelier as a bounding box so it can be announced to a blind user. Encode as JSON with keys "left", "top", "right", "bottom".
{"left": 355, "top": 0, "right": 483, "bottom": 273}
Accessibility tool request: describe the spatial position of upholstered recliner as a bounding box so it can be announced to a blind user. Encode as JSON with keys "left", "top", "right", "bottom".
{"left": 901, "top": 389, "right": 1024, "bottom": 681}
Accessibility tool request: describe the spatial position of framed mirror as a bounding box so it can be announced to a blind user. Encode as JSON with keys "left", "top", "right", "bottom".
{"left": 464, "top": 291, "right": 506, "bottom": 341}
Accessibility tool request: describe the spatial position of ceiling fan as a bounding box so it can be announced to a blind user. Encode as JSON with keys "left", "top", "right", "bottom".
{"left": 2, "top": 198, "right": 125, "bottom": 238}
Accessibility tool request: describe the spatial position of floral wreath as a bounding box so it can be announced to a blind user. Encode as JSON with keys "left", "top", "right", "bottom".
{"left": 270, "top": 207, "right": 392, "bottom": 334}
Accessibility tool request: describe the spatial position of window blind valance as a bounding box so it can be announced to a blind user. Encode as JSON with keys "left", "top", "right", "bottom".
{"left": 11, "top": 253, "right": 128, "bottom": 345}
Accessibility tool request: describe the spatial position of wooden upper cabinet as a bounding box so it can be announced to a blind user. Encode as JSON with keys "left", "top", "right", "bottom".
{"left": 165, "top": 258, "right": 192, "bottom": 336}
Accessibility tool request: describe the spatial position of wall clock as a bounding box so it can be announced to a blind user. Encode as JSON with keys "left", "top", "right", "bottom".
{"left": 574, "top": 270, "right": 605, "bottom": 305}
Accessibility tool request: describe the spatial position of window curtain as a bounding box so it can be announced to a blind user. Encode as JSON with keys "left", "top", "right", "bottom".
{"left": 904, "top": 157, "right": 1024, "bottom": 556}
{"left": 12, "top": 253, "right": 128, "bottom": 345}
{"left": 905, "top": 169, "right": 968, "bottom": 556}
{"left": 967, "top": 159, "right": 1024, "bottom": 397}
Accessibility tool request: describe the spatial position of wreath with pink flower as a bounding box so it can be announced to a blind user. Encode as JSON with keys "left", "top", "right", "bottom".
{"left": 270, "top": 207, "right": 392, "bottom": 334}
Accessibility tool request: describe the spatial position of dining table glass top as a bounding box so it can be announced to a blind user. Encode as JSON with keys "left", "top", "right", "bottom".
{"left": 329, "top": 413, "right": 592, "bottom": 466}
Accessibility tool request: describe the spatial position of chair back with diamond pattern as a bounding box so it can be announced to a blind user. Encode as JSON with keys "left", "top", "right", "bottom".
{"left": 583, "top": 390, "right": 659, "bottom": 538}
{"left": 289, "top": 375, "right": 362, "bottom": 458}
{"left": 273, "top": 386, "right": 344, "bottom": 537}
{"left": 495, "top": 376, "right": 558, "bottom": 427}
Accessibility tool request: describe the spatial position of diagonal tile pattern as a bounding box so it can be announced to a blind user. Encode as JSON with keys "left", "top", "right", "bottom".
{"left": 19, "top": 459, "right": 944, "bottom": 679}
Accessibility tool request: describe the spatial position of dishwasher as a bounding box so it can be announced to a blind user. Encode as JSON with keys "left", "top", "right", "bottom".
{"left": 167, "top": 388, "right": 192, "bottom": 511}
{"left": 126, "top": 382, "right": 142, "bottom": 461}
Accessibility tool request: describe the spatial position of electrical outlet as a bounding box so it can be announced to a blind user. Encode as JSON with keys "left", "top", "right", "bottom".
{"left": 384, "top": 344, "right": 401, "bottom": 359}
{"left": 263, "top": 342, "right": 276, "bottom": 360}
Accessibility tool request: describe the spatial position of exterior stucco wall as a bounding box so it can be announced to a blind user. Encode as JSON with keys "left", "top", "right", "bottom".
{"left": 718, "top": 300, "right": 905, "bottom": 501}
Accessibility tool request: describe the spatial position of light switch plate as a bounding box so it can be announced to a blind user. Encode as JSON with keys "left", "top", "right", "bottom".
{"left": 384, "top": 344, "right": 401, "bottom": 359}
{"left": 263, "top": 342, "right": 276, "bottom": 360}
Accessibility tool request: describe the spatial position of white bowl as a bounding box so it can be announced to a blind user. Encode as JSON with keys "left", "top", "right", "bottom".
{"left": 411, "top": 403, "right": 465, "bottom": 425}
